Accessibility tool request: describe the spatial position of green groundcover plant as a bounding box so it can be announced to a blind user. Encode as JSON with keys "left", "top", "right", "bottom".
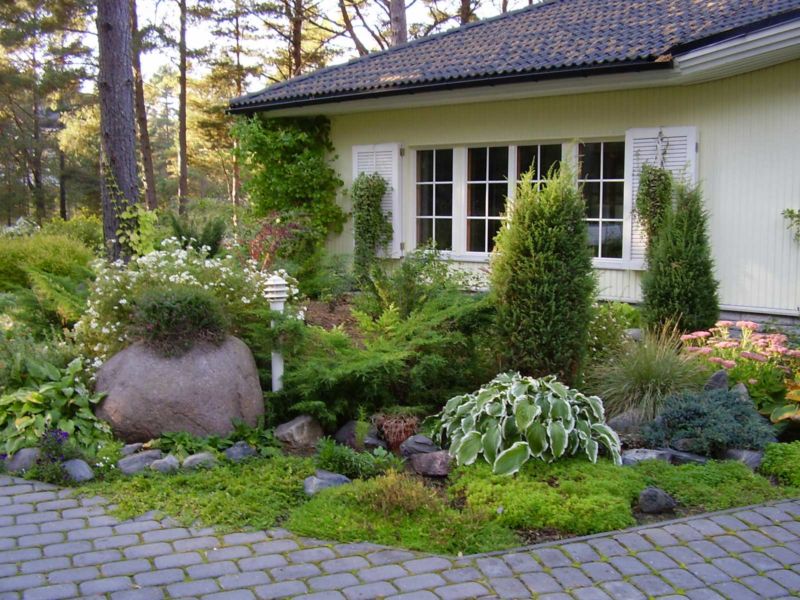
{"left": 315, "top": 437, "right": 403, "bottom": 479}
{"left": 760, "top": 442, "right": 800, "bottom": 487}
{"left": 435, "top": 372, "right": 621, "bottom": 475}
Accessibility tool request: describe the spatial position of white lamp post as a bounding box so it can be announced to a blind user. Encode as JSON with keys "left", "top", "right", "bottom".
{"left": 264, "top": 274, "right": 289, "bottom": 392}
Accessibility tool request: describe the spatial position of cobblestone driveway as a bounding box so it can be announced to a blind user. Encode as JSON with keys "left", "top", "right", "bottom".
{"left": 1, "top": 475, "right": 800, "bottom": 599}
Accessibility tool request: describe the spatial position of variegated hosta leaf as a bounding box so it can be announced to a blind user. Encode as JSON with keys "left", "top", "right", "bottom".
{"left": 493, "top": 441, "right": 530, "bottom": 475}
{"left": 482, "top": 422, "right": 502, "bottom": 465}
{"left": 461, "top": 413, "right": 475, "bottom": 433}
{"left": 485, "top": 401, "right": 504, "bottom": 417}
{"left": 526, "top": 422, "right": 548, "bottom": 456}
{"left": 514, "top": 398, "right": 540, "bottom": 431}
{"left": 455, "top": 430, "right": 483, "bottom": 465}
{"left": 549, "top": 396, "right": 571, "bottom": 421}
{"left": 585, "top": 438, "right": 599, "bottom": 463}
{"left": 548, "top": 421, "right": 568, "bottom": 458}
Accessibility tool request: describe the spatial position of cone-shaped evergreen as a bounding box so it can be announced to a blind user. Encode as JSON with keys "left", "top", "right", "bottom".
{"left": 491, "top": 166, "right": 596, "bottom": 384}
{"left": 641, "top": 183, "right": 719, "bottom": 332}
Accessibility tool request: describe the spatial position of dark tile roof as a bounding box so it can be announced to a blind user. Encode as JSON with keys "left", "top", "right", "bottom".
{"left": 230, "top": 0, "right": 800, "bottom": 112}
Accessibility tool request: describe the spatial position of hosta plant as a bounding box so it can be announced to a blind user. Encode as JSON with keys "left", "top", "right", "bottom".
{"left": 435, "top": 372, "right": 621, "bottom": 475}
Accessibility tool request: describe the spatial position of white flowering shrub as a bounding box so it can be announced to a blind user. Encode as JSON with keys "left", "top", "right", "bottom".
{"left": 74, "top": 238, "right": 299, "bottom": 365}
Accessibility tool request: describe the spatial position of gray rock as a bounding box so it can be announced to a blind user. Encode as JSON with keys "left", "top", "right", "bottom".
{"left": 96, "top": 336, "right": 264, "bottom": 442}
{"left": 224, "top": 441, "right": 257, "bottom": 462}
{"left": 183, "top": 452, "right": 217, "bottom": 470}
{"left": 408, "top": 450, "right": 451, "bottom": 477}
{"left": 621, "top": 448, "right": 672, "bottom": 466}
{"left": 400, "top": 435, "right": 440, "bottom": 458}
{"left": 669, "top": 450, "right": 708, "bottom": 465}
{"left": 625, "top": 328, "right": 643, "bottom": 342}
{"left": 5, "top": 448, "right": 40, "bottom": 473}
{"left": 724, "top": 448, "right": 764, "bottom": 470}
{"left": 275, "top": 415, "right": 323, "bottom": 453}
{"left": 671, "top": 438, "right": 698, "bottom": 453}
{"left": 150, "top": 454, "right": 180, "bottom": 474}
{"left": 304, "top": 470, "right": 351, "bottom": 495}
{"left": 607, "top": 410, "right": 644, "bottom": 436}
{"left": 63, "top": 459, "right": 94, "bottom": 483}
{"left": 731, "top": 382, "right": 750, "bottom": 403}
{"left": 121, "top": 443, "right": 143, "bottom": 456}
{"left": 334, "top": 421, "right": 387, "bottom": 451}
{"left": 705, "top": 370, "right": 729, "bottom": 391}
{"left": 118, "top": 450, "right": 163, "bottom": 475}
{"left": 638, "top": 487, "right": 677, "bottom": 514}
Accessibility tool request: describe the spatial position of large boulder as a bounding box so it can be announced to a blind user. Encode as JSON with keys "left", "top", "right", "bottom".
{"left": 408, "top": 450, "right": 451, "bottom": 477}
{"left": 96, "top": 336, "right": 263, "bottom": 442}
{"left": 638, "top": 487, "right": 676, "bottom": 514}
{"left": 400, "top": 435, "right": 439, "bottom": 458}
{"left": 275, "top": 415, "right": 323, "bottom": 454}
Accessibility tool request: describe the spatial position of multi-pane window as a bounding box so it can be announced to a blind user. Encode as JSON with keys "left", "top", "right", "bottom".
{"left": 579, "top": 141, "right": 625, "bottom": 259}
{"left": 416, "top": 149, "right": 453, "bottom": 251}
{"left": 467, "top": 146, "right": 509, "bottom": 253}
{"left": 516, "top": 144, "right": 562, "bottom": 182}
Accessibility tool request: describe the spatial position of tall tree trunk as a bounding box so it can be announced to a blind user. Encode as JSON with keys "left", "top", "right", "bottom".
{"left": 339, "top": 0, "right": 369, "bottom": 56}
{"left": 59, "top": 150, "right": 67, "bottom": 220}
{"left": 459, "top": 0, "right": 472, "bottom": 24}
{"left": 177, "top": 0, "right": 189, "bottom": 214}
{"left": 131, "top": 0, "right": 158, "bottom": 210}
{"left": 31, "top": 79, "right": 45, "bottom": 223}
{"left": 231, "top": 9, "right": 242, "bottom": 207}
{"left": 97, "top": 0, "right": 140, "bottom": 261}
{"left": 290, "top": 0, "right": 303, "bottom": 76}
{"left": 389, "top": 0, "right": 407, "bottom": 46}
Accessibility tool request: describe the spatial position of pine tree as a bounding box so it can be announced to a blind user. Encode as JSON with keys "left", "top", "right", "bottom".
{"left": 641, "top": 183, "right": 719, "bottom": 332}
{"left": 491, "top": 166, "right": 596, "bottom": 384}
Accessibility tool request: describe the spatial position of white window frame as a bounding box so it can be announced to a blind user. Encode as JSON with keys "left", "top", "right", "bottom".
{"left": 413, "top": 147, "right": 455, "bottom": 252}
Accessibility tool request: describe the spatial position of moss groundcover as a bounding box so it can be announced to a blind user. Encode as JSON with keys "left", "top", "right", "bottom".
{"left": 82, "top": 455, "right": 799, "bottom": 556}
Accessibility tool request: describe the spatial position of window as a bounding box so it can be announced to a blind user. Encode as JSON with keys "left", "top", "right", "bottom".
{"left": 416, "top": 149, "right": 453, "bottom": 251}
{"left": 467, "top": 146, "right": 509, "bottom": 253}
{"left": 516, "top": 144, "right": 562, "bottom": 182}
{"left": 579, "top": 141, "right": 625, "bottom": 259}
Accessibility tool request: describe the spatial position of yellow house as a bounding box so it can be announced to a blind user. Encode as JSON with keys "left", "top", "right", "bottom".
{"left": 231, "top": 0, "right": 800, "bottom": 319}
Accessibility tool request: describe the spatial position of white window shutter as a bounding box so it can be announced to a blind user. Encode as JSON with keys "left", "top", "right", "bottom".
{"left": 352, "top": 143, "right": 403, "bottom": 258}
{"left": 624, "top": 126, "right": 698, "bottom": 267}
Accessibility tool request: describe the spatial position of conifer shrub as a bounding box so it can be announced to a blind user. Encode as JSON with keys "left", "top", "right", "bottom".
{"left": 641, "top": 183, "right": 719, "bottom": 332}
{"left": 491, "top": 167, "right": 595, "bottom": 383}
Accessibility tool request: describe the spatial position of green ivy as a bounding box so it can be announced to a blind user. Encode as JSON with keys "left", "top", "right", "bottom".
{"left": 233, "top": 116, "right": 345, "bottom": 256}
{"left": 351, "top": 173, "right": 392, "bottom": 282}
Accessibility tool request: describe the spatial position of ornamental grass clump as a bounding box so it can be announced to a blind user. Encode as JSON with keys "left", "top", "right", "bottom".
{"left": 585, "top": 322, "right": 708, "bottom": 420}
{"left": 682, "top": 320, "right": 800, "bottom": 421}
{"left": 491, "top": 166, "right": 595, "bottom": 384}
{"left": 435, "top": 372, "right": 621, "bottom": 475}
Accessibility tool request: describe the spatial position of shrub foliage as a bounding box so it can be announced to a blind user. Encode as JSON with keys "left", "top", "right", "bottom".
{"left": 315, "top": 438, "right": 403, "bottom": 479}
{"left": 351, "top": 172, "right": 392, "bottom": 282}
{"left": 491, "top": 168, "right": 595, "bottom": 383}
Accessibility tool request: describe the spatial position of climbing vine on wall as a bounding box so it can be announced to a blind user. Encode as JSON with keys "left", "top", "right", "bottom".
{"left": 352, "top": 172, "right": 392, "bottom": 281}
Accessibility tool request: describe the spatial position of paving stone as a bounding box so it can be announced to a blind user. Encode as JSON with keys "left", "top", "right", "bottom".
{"left": 737, "top": 529, "right": 777, "bottom": 547}
{"left": 0, "top": 524, "right": 39, "bottom": 538}
{"left": 766, "top": 568, "right": 800, "bottom": 589}
{"left": 628, "top": 574, "right": 675, "bottom": 596}
{"left": 616, "top": 533, "right": 654, "bottom": 551}
{"left": 571, "top": 588, "right": 613, "bottom": 600}
{"left": 207, "top": 546, "right": 252, "bottom": 561}
{"left": 660, "top": 567, "right": 704, "bottom": 589}
{"left": 387, "top": 592, "right": 438, "bottom": 600}
{"left": 687, "top": 519, "right": 727, "bottom": 537}
{"left": 502, "top": 552, "right": 541, "bottom": 573}
{"left": 123, "top": 542, "right": 172, "bottom": 559}
{"left": 550, "top": 566, "right": 593, "bottom": 587}
{"left": 187, "top": 560, "right": 240, "bottom": 579}
{"left": 366, "top": 549, "right": 416, "bottom": 565}
{"left": 762, "top": 525, "right": 797, "bottom": 543}
{"left": 711, "top": 515, "right": 749, "bottom": 531}
{"left": 252, "top": 539, "right": 299, "bottom": 555}
{"left": 0, "top": 548, "right": 42, "bottom": 563}
{"left": 43, "top": 540, "right": 92, "bottom": 557}
{"left": 738, "top": 550, "right": 783, "bottom": 572}
{"left": 639, "top": 528, "right": 679, "bottom": 547}
{"left": 393, "top": 573, "right": 446, "bottom": 592}
{"left": 712, "top": 534, "right": 751, "bottom": 553}
{"left": 560, "top": 542, "right": 600, "bottom": 562}
{"left": 72, "top": 549, "right": 123, "bottom": 566}
{"left": 318, "top": 555, "right": 369, "bottom": 574}
{"left": 79, "top": 576, "right": 135, "bottom": 595}
{"left": 295, "top": 593, "right": 345, "bottom": 600}
{"left": 101, "top": 558, "right": 152, "bottom": 576}
{"left": 580, "top": 561, "right": 621, "bottom": 583}
{"left": 239, "top": 554, "right": 287, "bottom": 571}
{"left": 47, "top": 566, "right": 101, "bottom": 583}
{"left": 588, "top": 538, "right": 627, "bottom": 557}
{"left": 254, "top": 581, "right": 308, "bottom": 599}
{"left": 663, "top": 544, "right": 704, "bottom": 565}
{"left": 0, "top": 575, "right": 46, "bottom": 593}
{"left": 141, "top": 527, "right": 191, "bottom": 543}
{"left": 343, "top": 581, "right": 398, "bottom": 599}
{"left": 154, "top": 551, "right": 203, "bottom": 568}
{"left": 686, "top": 562, "right": 729, "bottom": 585}
{"left": 688, "top": 539, "right": 728, "bottom": 559}
{"left": 636, "top": 550, "right": 679, "bottom": 570}
{"left": 68, "top": 525, "right": 115, "bottom": 541}
{"left": 174, "top": 536, "right": 221, "bottom": 552}
{"left": 270, "top": 563, "right": 321, "bottom": 581}
{"left": 485, "top": 576, "right": 528, "bottom": 599}
{"left": 600, "top": 580, "right": 646, "bottom": 600}
{"left": 520, "top": 572, "right": 562, "bottom": 594}
{"left": 763, "top": 545, "right": 800, "bottom": 566}
{"left": 17, "top": 511, "right": 60, "bottom": 525}
{"left": 222, "top": 531, "right": 269, "bottom": 545}
{"left": 739, "top": 574, "right": 788, "bottom": 598}
{"left": 333, "top": 543, "right": 383, "bottom": 557}
{"left": 308, "top": 573, "right": 360, "bottom": 591}
{"left": 608, "top": 555, "right": 650, "bottom": 576}
{"left": 218, "top": 572, "right": 272, "bottom": 589}
{"left": 712, "top": 556, "right": 757, "bottom": 578}
{"left": 167, "top": 579, "right": 221, "bottom": 597}
{"left": 684, "top": 589, "right": 726, "bottom": 600}
{"left": 712, "top": 581, "right": 761, "bottom": 600}
{"left": 533, "top": 548, "right": 571, "bottom": 567}
{"left": 22, "top": 583, "right": 77, "bottom": 600}
{"left": 402, "top": 557, "right": 451, "bottom": 574}
{"left": 134, "top": 569, "right": 186, "bottom": 586}
{"left": 17, "top": 532, "right": 65, "bottom": 547}
{"left": 664, "top": 524, "right": 704, "bottom": 542}
{"left": 733, "top": 510, "right": 773, "bottom": 527}
{"left": 288, "top": 547, "right": 337, "bottom": 563}
{"left": 94, "top": 534, "right": 140, "bottom": 550}
{"left": 434, "top": 582, "right": 489, "bottom": 600}
{"left": 359, "top": 564, "right": 408, "bottom": 582}
{"left": 19, "top": 556, "right": 70, "bottom": 574}
{"left": 111, "top": 589, "right": 166, "bottom": 600}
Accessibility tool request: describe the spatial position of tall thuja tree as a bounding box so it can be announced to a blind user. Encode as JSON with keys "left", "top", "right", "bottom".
{"left": 96, "top": 0, "right": 140, "bottom": 260}
{"left": 641, "top": 183, "right": 719, "bottom": 332}
{"left": 491, "top": 166, "right": 596, "bottom": 384}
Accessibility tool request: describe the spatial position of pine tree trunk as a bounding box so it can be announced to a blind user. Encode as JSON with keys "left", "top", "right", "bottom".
{"left": 291, "top": 0, "right": 303, "bottom": 75}
{"left": 389, "top": 0, "right": 407, "bottom": 46}
{"left": 32, "top": 83, "right": 45, "bottom": 223}
{"left": 59, "top": 150, "right": 67, "bottom": 220}
{"left": 177, "top": 0, "right": 189, "bottom": 214}
{"left": 97, "top": 0, "right": 140, "bottom": 261}
{"left": 131, "top": 0, "right": 158, "bottom": 211}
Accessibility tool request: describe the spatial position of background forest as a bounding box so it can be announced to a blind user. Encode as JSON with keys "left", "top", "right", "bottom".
{"left": 0, "top": 0, "right": 535, "bottom": 223}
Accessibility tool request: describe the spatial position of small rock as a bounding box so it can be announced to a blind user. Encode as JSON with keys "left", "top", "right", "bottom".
{"left": 334, "top": 421, "right": 387, "bottom": 451}
{"left": 363, "top": 435, "right": 388, "bottom": 451}
{"left": 408, "top": 450, "right": 451, "bottom": 477}
{"left": 182, "top": 452, "right": 217, "bottom": 470}
{"left": 118, "top": 450, "right": 163, "bottom": 475}
{"left": 304, "top": 470, "right": 351, "bottom": 496}
{"left": 121, "top": 443, "right": 144, "bottom": 456}
{"left": 671, "top": 438, "right": 698, "bottom": 453}
{"left": 625, "top": 328, "right": 643, "bottom": 342}
{"left": 224, "top": 441, "right": 257, "bottom": 462}
{"left": 63, "top": 459, "right": 94, "bottom": 483}
{"left": 607, "top": 410, "right": 644, "bottom": 436}
{"left": 724, "top": 448, "right": 764, "bottom": 470}
{"left": 705, "top": 370, "right": 729, "bottom": 391}
{"left": 5, "top": 448, "right": 40, "bottom": 473}
{"left": 400, "top": 435, "right": 440, "bottom": 458}
{"left": 621, "top": 448, "right": 672, "bottom": 466}
{"left": 638, "top": 486, "right": 677, "bottom": 514}
{"left": 150, "top": 454, "right": 180, "bottom": 474}
{"left": 669, "top": 450, "right": 708, "bottom": 465}
{"left": 731, "top": 383, "right": 750, "bottom": 403}
{"left": 275, "top": 415, "right": 323, "bottom": 453}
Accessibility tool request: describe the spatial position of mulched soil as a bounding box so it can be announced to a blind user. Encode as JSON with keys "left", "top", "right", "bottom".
{"left": 303, "top": 297, "right": 362, "bottom": 340}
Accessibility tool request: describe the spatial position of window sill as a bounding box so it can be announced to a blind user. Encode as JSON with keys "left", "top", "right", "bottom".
{"left": 424, "top": 251, "right": 645, "bottom": 271}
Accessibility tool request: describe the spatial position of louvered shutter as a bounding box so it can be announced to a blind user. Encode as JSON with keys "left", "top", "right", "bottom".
{"left": 624, "top": 127, "right": 698, "bottom": 268}
{"left": 352, "top": 144, "right": 403, "bottom": 258}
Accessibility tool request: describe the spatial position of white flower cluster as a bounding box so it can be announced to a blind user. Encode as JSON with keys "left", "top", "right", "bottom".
{"left": 74, "top": 238, "right": 300, "bottom": 370}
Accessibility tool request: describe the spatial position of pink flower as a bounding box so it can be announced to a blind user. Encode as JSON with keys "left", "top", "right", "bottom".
{"left": 696, "top": 347, "right": 713, "bottom": 355}
{"left": 787, "top": 349, "right": 800, "bottom": 358}
{"left": 715, "top": 320, "right": 735, "bottom": 327}
{"left": 694, "top": 331, "right": 711, "bottom": 338}
{"left": 680, "top": 334, "right": 696, "bottom": 342}
{"left": 685, "top": 346, "right": 703, "bottom": 353}
{"left": 721, "top": 360, "right": 736, "bottom": 369}
{"left": 715, "top": 341, "right": 739, "bottom": 349}
{"left": 741, "top": 351, "right": 768, "bottom": 363}
{"left": 736, "top": 320, "right": 760, "bottom": 331}
{"left": 708, "top": 357, "right": 725, "bottom": 365}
